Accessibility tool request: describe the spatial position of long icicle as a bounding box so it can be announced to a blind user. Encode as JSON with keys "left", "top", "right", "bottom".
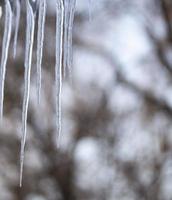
{"left": 67, "top": 0, "right": 76, "bottom": 80}
{"left": 20, "top": 0, "right": 35, "bottom": 187}
{"left": 13, "top": 0, "right": 21, "bottom": 58}
{"left": 36, "top": 0, "right": 46, "bottom": 104}
{"left": 0, "top": 0, "right": 12, "bottom": 120}
{"left": 55, "top": 0, "right": 64, "bottom": 147}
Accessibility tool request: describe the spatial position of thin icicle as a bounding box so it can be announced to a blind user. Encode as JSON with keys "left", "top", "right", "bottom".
{"left": 20, "top": 0, "right": 35, "bottom": 187}
{"left": 0, "top": 0, "right": 12, "bottom": 120}
{"left": 63, "top": 0, "right": 70, "bottom": 78}
{"left": 63, "top": 0, "right": 76, "bottom": 79}
{"left": 55, "top": 0, "right": 64, "bottom": 147}
{"left": 88, "top": 0, "right": 93, "bottom": 21}
{"left": 36, "top": 0, "right": 46, "bottom": 104}
{"left": 13, "top": 0, "right": 21, "bottom": 58}
{"left": 67, "top": 0, "right": 76, "bottom": 80}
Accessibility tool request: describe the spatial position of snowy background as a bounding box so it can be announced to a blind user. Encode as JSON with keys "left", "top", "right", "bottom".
{"left": 0, "top": 0, "right": 172, "bottom": 199}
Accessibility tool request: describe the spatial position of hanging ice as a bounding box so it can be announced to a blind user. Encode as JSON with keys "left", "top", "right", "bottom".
{"left": 63, "top": 0, "right": 76, "bottom": 79}
{"left": 55, "top": 0, "right": 64, "bottom": 147}
{"left": 67, "top": 0, "right": 76, "bottom": 79}
{"left": 0, "top": 0, "right": 12, "bottom": 120}
{"left": 0, "top": 0, "right": 76, "bottom": 185}
{"left": 13, "top": 0, "right": 21, "bottom": 58}
{"left": 36, "top": 0, "right": 46, "bottom": 104}
{"left": 88, "top": 0, "right": 93, "bottom": 20}
{"left": 20, "top": 0, "right": 35, "bottom": 187}
{"left": 63, "top": 0, "right": 70, "bottom": 78}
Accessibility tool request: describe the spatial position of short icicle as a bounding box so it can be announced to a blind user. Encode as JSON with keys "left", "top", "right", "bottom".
{"left": 88, "top": 0, "right": 93, "bottom": 20}
{"left": 67, "top": 0, "right": 76, "bottom": 80}
{"left": 0, "top": 0, "right": 12, "bottom": 120}
{"left": 63, "top": 0, "right": 70, "bottom": 78}
{"left": 36, "top": 0, "right": 46, "bottom": 104}
{"left": 13, "top": 0, "right": 21, "bottom": 58}
{"left": 63, "top": 0, "right": 76, "bottom": 79}
{"left": 20, "top": 0, "right": 35, "bottom": 187}
{"left": 55, "top": 0, "right": 64, "bottom": 147}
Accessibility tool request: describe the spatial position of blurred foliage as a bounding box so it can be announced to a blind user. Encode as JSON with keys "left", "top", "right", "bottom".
{"left": 0, "top": 0, "right": 172, "bottom": 200}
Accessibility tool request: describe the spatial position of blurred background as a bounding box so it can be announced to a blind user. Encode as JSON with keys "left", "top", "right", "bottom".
{"left": 1, "top": 0, "right": 172, "bottom": 199}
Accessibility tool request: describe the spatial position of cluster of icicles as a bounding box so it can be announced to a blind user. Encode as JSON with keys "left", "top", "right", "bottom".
{"left": 0, "top": 0, "right": 76, "bottom": 186}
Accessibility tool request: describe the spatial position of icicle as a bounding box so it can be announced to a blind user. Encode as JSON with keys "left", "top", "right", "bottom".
{"left": 0, "top": 0, "right": 12, "bottom": 120}
{"left": 36, "top": 0, "right": 46, "bottom": 104}
{"left": 20, "top": 0, "right": 35, "bottom": 187}
{"left": 63, "top": 0, "right": 70, "bottom": 78}
{"left": 55, "top": 0, "right": 64, "bottom": 147}
{"left": 13, "top": 0, "right": 21, "bottom": 58}
{"left": 63, "top": 0, "right": 76, "bottom": 79}
{"left": 88, "top": 0, "right": 93, "bottom": 21}
{"left": 67, "top": 0, "right": 76, "bottom": 79}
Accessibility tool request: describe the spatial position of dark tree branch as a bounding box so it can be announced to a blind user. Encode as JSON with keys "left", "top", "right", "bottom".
{"left": 160, "top": 0, "right": 172, "bottom": 43}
